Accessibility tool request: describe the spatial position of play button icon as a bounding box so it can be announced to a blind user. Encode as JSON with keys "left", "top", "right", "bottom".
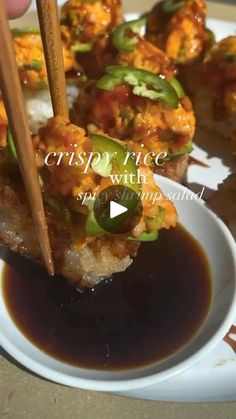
{"left": 93, "top": 185, "right": 143, "bottom": 235}
{"left": 110, "top": 201, "right": 128, "bottom": 219}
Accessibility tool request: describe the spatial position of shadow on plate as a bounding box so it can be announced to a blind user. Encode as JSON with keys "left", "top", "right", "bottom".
{"left": 186, "top": 182, "right": 214, "bottom": 201}
{"left": 193, "top": 127, "right": 236, "bottom": 172}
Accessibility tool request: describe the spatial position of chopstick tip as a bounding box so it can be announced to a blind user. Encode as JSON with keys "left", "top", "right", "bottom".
{"left": 47, "top": 259, "right": 55, "bottom": 276}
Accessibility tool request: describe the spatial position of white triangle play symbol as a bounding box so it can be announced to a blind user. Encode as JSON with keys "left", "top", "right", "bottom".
{"left": 110, "top": 201, "right": 128, "bottom": 219}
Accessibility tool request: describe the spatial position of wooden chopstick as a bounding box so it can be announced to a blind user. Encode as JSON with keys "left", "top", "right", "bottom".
{"left": 0, "top": 0, "right": 54, "bottom": 276}
{"left": 36, "top": 0, "right": 69, "bottom": 120}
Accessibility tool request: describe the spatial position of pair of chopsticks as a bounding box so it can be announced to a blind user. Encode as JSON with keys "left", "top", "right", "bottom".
{"left": 0, "top": 0, "right": 69, "bottom": 275}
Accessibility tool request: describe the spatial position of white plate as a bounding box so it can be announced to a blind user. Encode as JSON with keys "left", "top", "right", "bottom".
{"left": 4, "top": 4, "right": 236, "bottom": 402}
{"left": 1, "top": 175, "right": 236, "bottom": 393}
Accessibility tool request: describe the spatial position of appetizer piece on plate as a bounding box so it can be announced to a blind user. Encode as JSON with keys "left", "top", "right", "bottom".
{"left": 0, "top": 116, "right": 177, "bottom": 289}
{"left": 61, "top": 0, "right": 123, "bottom": 78}
{"left": 191, "top": 36, "right": 236, "bottom": 153}
{"left": 12, "top": 29, "right": 75, "bottom": 89}
{"left": 146, "top": 0, "right": 210, "bottom": 66}
{"left": 75, "top": 66, "right": 195, "bottom": 182}
{"left": 12, "top": 29, "right": 84, "bottom": 133}
{"left": 61, "top": 0, "right": 122, "bottom": 44}
{"left": 208, "top": 174, "right": 236, "bottom": 238}
{"left": 112, "top": 17, "right": 177, "bottom": 80}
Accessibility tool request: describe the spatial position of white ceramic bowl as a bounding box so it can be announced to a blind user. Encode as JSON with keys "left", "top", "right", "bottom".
{"left": 0, "top": 176, "right": 236, "bottom": 391}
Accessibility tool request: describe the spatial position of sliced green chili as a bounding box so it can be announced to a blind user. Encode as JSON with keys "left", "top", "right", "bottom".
{"left": 112, "top": 17, "right": 147, "bottom": 52}
{"left": 91, "top": 152, "right": 114, "bottom": 177}
{"left": 96, "top": 74, "right": 122, "bottom": 91}
{"left": 91, "top": 133, "right": 141, "bottom": 193}
{"left": 11, "top": 28, "right": 40, "bottom": 37}
{"left": 85, "top": 210, "right": 104, "bottom": 236}
{"left": 38, "top": 174, "right": 44, "bottom": 190}
{"left": 161, "top": 144, "right": 193, "bottom": 162}
{"left": 6, "top": 129, "right": 17, "bottom": 160}
{"left": 129, "top": 231, "right": 159, "bottom": 241}
{"left": 71, "top": 42, "right": 93, "bottom": 53}
{"left": 170, "top": 77, "right": 185, "bottom": 98}
{"left": 86, "top": 133, "right": 140, "bottom": 236}
{"left": 97, "top": 66, "right": 179, "bottom": 108}
{"left": 21, "top": 59, "right": 43, "bottom": 71}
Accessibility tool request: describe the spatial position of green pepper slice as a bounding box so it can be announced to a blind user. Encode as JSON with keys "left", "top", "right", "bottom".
{"left": 20, "top": 59, "right": 43, "bottom": 71}
{"left": 112, "top": 17, "right": 147, "bottom": 52}
{"left": 86, "top": 220, "right": 159, "bottom": 241}
{"left": 91, "top": 133, "right": 141, "bottom": 193}
{"left": 129, "top": 231, "right": 159, "bottom": 241}
{"left": 170, "top": 77, "right": 185, "bottom": 98}
{"left": 11, "top": 28, "right": 40, "bottom": 37}
{"left": 85, "top": 210, "right": 104, "bottom": 237}
{"left": 71, "top": 42, "right": 93, "bottom": 53}
{"left": 162, "top": 0, "right": 184, "bottom": 13}
{"left": 161, "top": 144, "right": 193, "bottom": 162}
{"left": 97, "top": 66, "right": 179, "bottom": 108}
{"left": 38, "top": 174, "right": 44, "bottom": 189}
{"left": 86, "top": 218, "right": 160, "bottom": 241}
{"left": 96, "top": 74, "right": 122, "bottom": 91}
{"left": 86, "top": 135, "right": 164, "bottom": 241}
{"left": 86, "top": 134, "right": 141, "bottom": 236}
{"left": 7, "top": 129, "right": 17, "bottom": 160}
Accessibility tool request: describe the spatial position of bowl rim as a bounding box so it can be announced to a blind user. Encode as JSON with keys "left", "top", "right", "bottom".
{"left": 0, "top": 175, "right": 236, "bottom": 392}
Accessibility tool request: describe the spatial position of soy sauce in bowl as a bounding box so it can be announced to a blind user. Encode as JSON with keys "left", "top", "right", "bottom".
{"left": 2, "top": 224, "right": 212, "bottom": 370}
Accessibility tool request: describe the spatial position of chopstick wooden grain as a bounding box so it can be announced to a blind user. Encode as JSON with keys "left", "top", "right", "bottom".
{"left": 36, "top": 0, "right": 69, "bottom": 120}
{"left": 0, "top": 0, "right": 54, "bottom": 275}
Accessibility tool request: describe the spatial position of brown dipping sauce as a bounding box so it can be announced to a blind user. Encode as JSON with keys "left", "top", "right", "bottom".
{"left": 2, "top": 224, "right": 212, "bottom": 370}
